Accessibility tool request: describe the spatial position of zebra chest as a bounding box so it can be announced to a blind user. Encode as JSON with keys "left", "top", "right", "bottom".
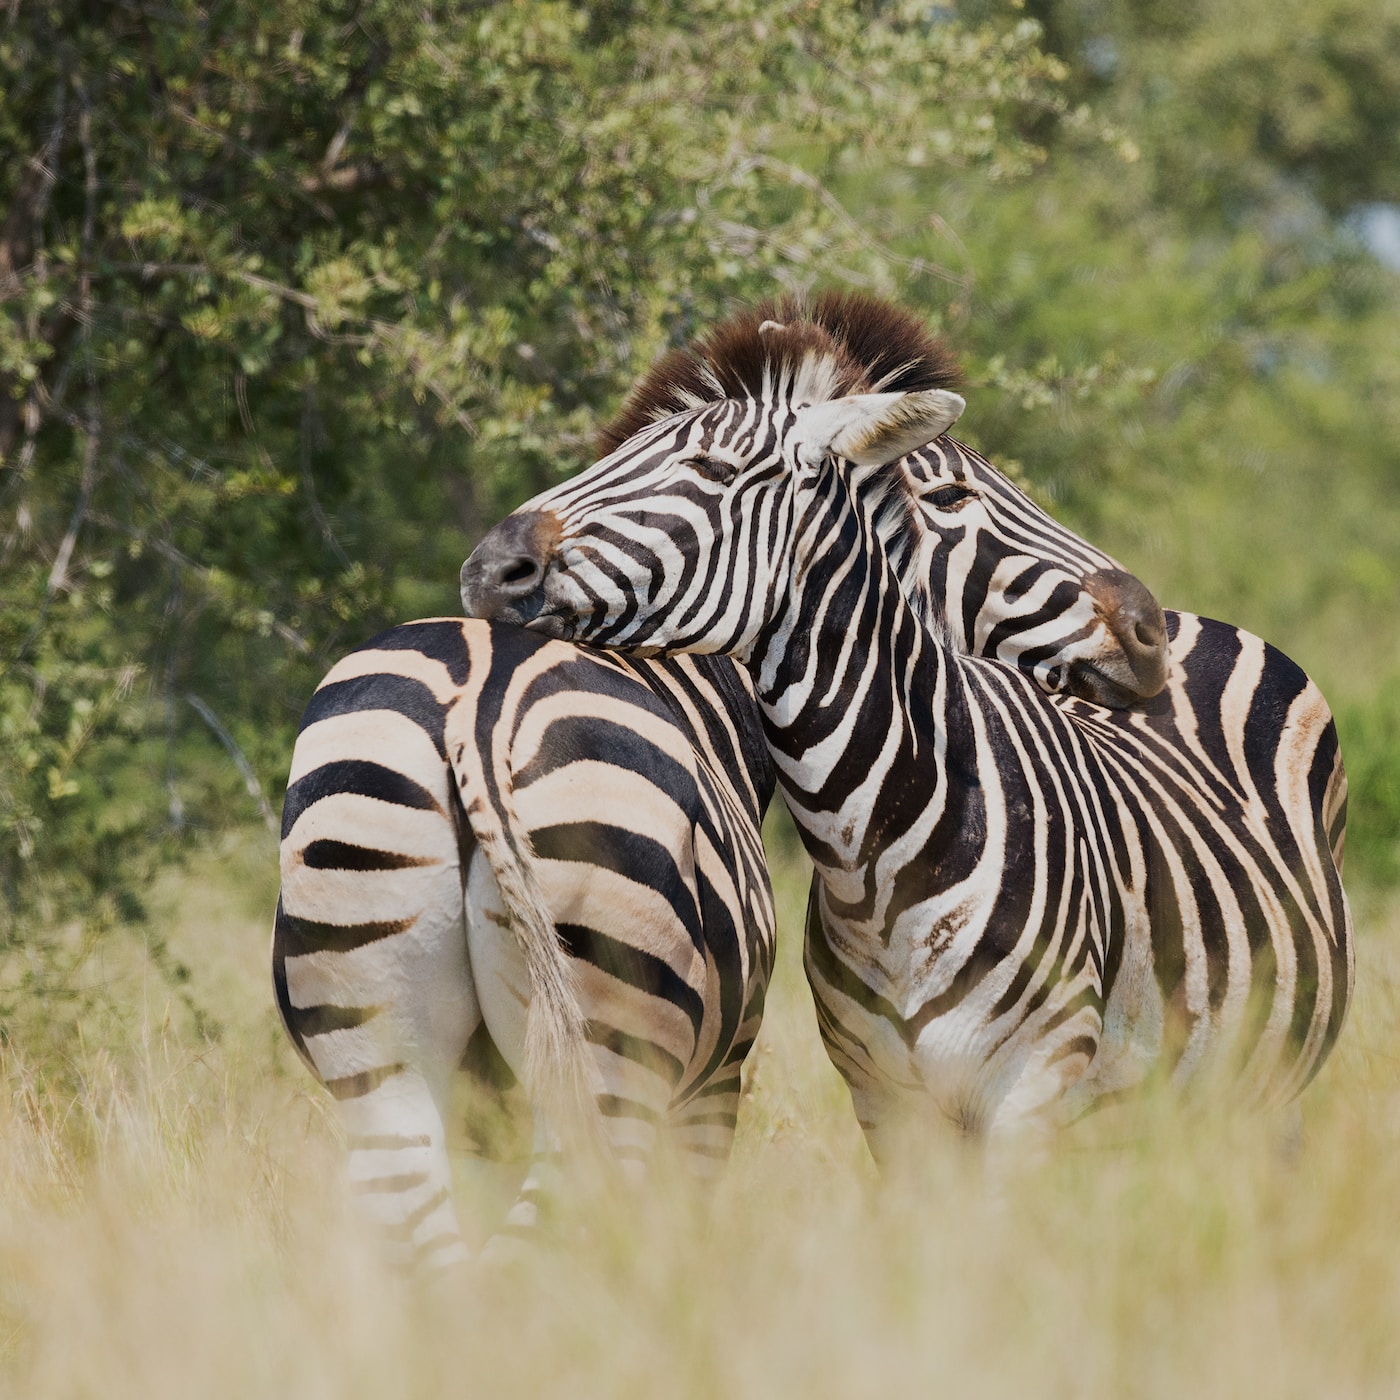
{"left": 804, "top": 829, "right": 1119, "bottom": 1130}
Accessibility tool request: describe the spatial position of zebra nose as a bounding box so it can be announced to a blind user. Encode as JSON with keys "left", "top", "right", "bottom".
{"left": 460, "top": 511, "right": 558, "bottom": 619}
{"left": 1084, "top": 568, "right": 1170, "bottom": 702}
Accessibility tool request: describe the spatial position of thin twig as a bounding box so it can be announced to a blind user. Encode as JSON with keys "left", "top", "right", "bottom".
{"left": 299, "top": 163, "right": 387, "bottom": 194}
{"left": 46, "top": 81, "right": 100, "bottom": 597}
{"left": 164, "top": 573, "right": 185, "bottom": 832}
{"left": 184, "top": 692, "right": 279, "bottom": 836}
{"left": 313, "top": 24, "right": 390, "bottom": 181}
{"left": 44, "top": 415, "right": 97, "bottom": 595}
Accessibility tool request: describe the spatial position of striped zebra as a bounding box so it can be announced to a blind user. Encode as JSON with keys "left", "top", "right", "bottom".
{"left": 464, "top": 304, "right": 1353, "bottom": 1158}
{"left": 274, "top": 627, "right": 776, "bottom": 1267}
{"left": 276, "top": 295, "right": 1172, "bottom": 1265}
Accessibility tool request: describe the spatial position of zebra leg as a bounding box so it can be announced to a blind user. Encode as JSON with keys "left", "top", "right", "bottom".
{"left": 974, "top": 1000, "right": 1105, "bottom": 1188}
{"left": 476, "top": 1121, "right": 576, "bottom": 1266}
{"left": 339, "top": 1063, "right": 469, "bottom": 1271}
{"left": 275, "top": 810, "right": 481, "bottom": 1270}
{"left": 463, "top": 853, "right": 572, "bottom": 1254}
{"left": 668, "top": 1061, "right": 743, "bottom": 1183}
{"left": 665, "top": 915, "right": 770, "bottom": 1184}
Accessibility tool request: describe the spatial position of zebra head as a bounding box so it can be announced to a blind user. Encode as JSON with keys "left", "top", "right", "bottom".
{"left": 464, "top": 296, "right": 1167, "bottom": 706}
{"left": 888, "top": 439, "right": 1167, "bottom": 705}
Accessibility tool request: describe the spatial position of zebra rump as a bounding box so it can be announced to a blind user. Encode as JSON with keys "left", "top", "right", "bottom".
{"left": 274, "top": 617, "right": 774, "bottom": 1265}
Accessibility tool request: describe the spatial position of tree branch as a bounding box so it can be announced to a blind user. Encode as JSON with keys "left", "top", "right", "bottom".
{"left": 46, "top": 81, "right": 101, "bottom": 599}
{"left": 185, "top": 692, "right": 279, "bottom": 837}
{"left": 312, "top": 22, "right": 390, "bottom": 185}
{"left": 44, "top": 410, "right": 97, "bottom": 596}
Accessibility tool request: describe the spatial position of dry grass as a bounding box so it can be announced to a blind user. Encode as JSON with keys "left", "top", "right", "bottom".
{"left": 4, "top": 828, "right": 1400, "bottom": 1399}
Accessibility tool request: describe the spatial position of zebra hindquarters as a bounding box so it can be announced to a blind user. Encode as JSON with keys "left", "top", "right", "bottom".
{"left": 1142, "top": 618, "right": 1355, "bottom": 1110}
{"left": 274, "top": 631, "right": 485, "bottom": 1271}
{"left": 661, "top": 811, "right": 774, "bottom": 1182}
{"left": 1257, "top": 651, "right": 1355, "bottom": 1104}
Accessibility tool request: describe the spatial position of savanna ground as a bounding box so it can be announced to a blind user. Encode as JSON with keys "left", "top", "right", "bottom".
{"left": 4, "top": 814, "right": 1399, "bottom": 1400}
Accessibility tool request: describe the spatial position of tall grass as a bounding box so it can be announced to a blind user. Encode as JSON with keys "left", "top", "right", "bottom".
{"left": 3, "top": 828, "right": 1399, "bottom": 1399}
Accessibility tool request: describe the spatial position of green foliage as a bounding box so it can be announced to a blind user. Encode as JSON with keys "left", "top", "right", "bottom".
{"left": 979, "top": 0, "right": 1400, "bottom": 214}
{"left": 899, "top": 173, "right": 1400, "bottom": 678}
{"left": 1335, "top": 681, "right": 1400, "bottom": 887}
{"left": 0, "top": 1, "right": 1075, "bottom": 1043}
{"left": 843, "top": 0, "right": 1400, "bottom": 803}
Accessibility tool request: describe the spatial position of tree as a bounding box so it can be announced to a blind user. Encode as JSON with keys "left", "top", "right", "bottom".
{"left": 0, "top": 0, "right": 1077, "bottom": 1049}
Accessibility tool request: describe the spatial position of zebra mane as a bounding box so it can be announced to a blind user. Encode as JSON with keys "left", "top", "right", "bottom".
{"left": 597, "top": 291, "right": 962, "bottom": 456}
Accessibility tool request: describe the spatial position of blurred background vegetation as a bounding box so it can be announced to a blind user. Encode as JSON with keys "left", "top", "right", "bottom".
{"left": 2, "top": 0, "right": 1398, "bottom": 1057}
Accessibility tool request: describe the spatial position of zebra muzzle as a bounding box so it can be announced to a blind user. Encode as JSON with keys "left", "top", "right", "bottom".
{"left": 461, "top": 510, "right": 560, "bottom": 625}
{"left": 1070, "top": 568, "right": 1170, "bottom": 706}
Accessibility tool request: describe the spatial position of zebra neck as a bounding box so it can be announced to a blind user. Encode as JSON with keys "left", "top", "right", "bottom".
{"left": 749, "top": 476, "right": 979, "bottom": 881}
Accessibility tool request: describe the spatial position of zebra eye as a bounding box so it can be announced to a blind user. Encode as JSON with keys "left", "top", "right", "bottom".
{"left": 682, "top": 455, "right": 738, "bottom": 484}
{"left": 926, "top": 483, "right": 977, "bottom": 510}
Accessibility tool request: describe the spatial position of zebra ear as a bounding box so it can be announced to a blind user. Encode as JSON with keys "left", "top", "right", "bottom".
{"left": 793, "top": 389, "right": 965, "bottom": 469}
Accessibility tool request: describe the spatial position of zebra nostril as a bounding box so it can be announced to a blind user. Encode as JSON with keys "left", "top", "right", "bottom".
{"left": 1046, "top": 664, "right": 1067, "bottom": 691}
{"left": 1134, "top": 618, "right": 1162, "bottom": 651}
{"left": 497, "top": 557, "right": 542, "bottom": 592}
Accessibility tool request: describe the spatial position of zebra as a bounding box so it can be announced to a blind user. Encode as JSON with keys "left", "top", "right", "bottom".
{"left": 274, "top": 626, "right": 776, "bottom": 1267}
{"left": 463, "top": 305, "right": 1353, "bottom": 1161}
{"left": 277, "top": 295, "right": 1169, "bottom": 1265}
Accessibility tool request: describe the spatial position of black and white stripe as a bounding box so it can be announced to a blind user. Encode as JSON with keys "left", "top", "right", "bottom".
{"left": 467, "top": 300, "right": 1351, "bottom": 1155}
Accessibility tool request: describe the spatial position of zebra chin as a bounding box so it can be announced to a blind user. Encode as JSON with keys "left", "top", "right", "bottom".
{"left": 522, "top": 612, "right": 576, "bottom": 640}
{"left": 458, "top": 566, "right": 569, "bottom": 637}
{"left": 461, "top": 588, "right": 567, "bottom": 637}
{"left": 1064, "top": 658, "right": 1164, "bottom": 709}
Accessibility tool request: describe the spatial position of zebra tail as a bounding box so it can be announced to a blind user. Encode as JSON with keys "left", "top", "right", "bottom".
{"left": 445, "top": 726, "right": 602, "bottom": 1152}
